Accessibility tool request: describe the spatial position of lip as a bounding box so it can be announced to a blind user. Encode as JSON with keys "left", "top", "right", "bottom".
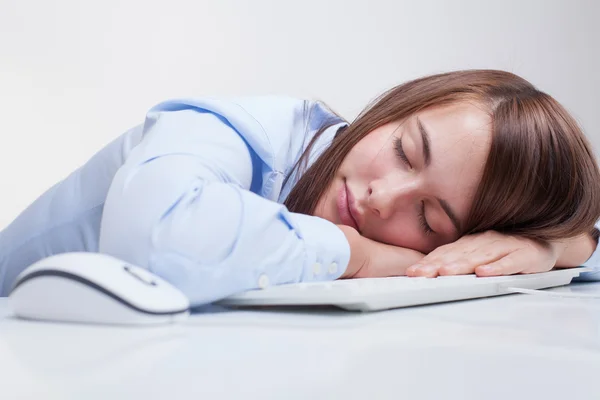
{"left": 337, "top": 180, "right": 361, "bottom": 231}
{"left": 346, "top": 186, "right": 362, "bottom": 231}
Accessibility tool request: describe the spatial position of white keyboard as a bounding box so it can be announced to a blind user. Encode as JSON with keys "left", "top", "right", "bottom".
{"left": 218, "top": 268, "right": 590, "bottom": 311}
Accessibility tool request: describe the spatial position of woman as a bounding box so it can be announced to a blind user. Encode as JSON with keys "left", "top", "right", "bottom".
{"left": 1, "top": 69, "right": 599, "bottom": 305}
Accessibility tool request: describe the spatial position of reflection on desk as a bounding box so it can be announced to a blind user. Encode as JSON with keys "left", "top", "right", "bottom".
{"left": 1, "top": 282, "right": 600, "bottom": 400}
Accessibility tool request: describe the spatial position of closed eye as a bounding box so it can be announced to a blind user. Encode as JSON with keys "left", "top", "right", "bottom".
{"left": 394, "top": 137, "right": 435, "bottom": 235}
{"left": 394, "top": 137, "right": 412, "bottom": 168}
{"left": 419, "top": 201, "right": 435, "bottom": 235}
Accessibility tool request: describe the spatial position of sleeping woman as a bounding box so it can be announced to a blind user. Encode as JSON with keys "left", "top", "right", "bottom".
{"left": 1, "top": 69, "right": 599, "bottom": 305}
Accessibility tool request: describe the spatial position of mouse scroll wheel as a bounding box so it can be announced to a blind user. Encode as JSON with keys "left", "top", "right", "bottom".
{"left": 123, "top": 265, "right": 158, "bottom": 286}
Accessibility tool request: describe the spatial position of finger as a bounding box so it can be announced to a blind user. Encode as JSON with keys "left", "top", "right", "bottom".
{"left": 476, "top": 244, "right": 556, "bottom": 277}
{"left": 409, "top": 233, "right": 507, "bottom": 271}
{"left": 406, "top": 232, "right": 524, "bottom": 277}
{"left": 406, "top": 262, "right": 433, "bottom": 277}
{"left": 406, "top": 244, "right": 465, "bottom": 276}
{"left": 407, "top": 264, "right": 440, "bottom": 278}
{"left": 438, "top": 246, "right": 509, "bottom": 276}
{"left": 438, "top": 261, "right": 478, "bottom": 276}
{"left": 411, "top": 244, "right": 507, "bottom": 277}
{"left": 475, "top": 253, "right": 529, "bottom": 277}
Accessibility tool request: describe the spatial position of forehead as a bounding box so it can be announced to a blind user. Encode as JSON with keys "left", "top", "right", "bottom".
{"left": 418, "top": 102, "right": 492, "bottom": 219}
{"left": 418, "top": 102, "right": 491, "bottom": 143}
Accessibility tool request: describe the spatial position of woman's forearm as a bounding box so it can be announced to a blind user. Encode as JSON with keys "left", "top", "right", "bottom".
{"left": 553, "top": 232, "right": 598, "bottom": 268}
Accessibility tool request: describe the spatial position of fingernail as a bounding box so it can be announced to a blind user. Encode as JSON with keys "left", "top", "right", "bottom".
{"left": 406, "top": 265, "right": 421, "bottom": 274}
{"left": 478, "top": 265, "right": 494, "bottom": 274}
{"left": 416, "top": 265, "right": 437, "bottom": 276}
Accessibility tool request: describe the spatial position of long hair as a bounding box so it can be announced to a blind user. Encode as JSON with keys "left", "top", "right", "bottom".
{"left": 284, "top": 70, "right": 600, "bottom": 241}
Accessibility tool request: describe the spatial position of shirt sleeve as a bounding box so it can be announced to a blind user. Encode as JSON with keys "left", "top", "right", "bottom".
{"left": 98, "top": 103, "right": 351, "bottom": 306}
{"left": 574, "top": 219, "right": 600, "bottom": 282}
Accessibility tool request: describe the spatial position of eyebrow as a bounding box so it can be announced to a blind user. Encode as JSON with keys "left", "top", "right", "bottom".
{"left": 438, "top": 197, "right": 461, "bottom": 234}
{"left": 416, "top": 117, "right": 431, "bottom": 167}
{"left": 416, "top": 116, "right": 461, "bottom": 233}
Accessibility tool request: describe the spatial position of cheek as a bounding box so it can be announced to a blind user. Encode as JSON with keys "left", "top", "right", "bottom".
{"left": 314, "top": 177, "right": 344, "bottom": 222}
{"left": 342, "top": 145, "right": 393, "bottom": 179}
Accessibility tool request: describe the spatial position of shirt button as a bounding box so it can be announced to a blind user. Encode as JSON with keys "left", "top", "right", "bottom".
{"left": 313, "top": 262, "right": 322, "bottom": 275}
{"left": 258, "top": 274, "right": 270, "bottom": 289}
{"left": 328, "top": 262, "right": 338, "bottom": 274}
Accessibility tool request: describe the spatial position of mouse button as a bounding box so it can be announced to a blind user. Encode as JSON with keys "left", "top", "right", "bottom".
{"left": 105, "top": 276, "right": 189, "bottom": 312}
{"left": 123, "top": 264, "right": 158, "bottom": 286}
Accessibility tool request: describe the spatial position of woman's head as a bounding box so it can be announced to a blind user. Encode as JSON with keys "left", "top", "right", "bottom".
{"left": 284, "top": 70, "right": 600, "bottom": 253}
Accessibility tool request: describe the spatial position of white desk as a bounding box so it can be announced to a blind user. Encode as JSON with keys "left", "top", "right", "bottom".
{"left": 1, "top": 283, "right": 600, "bottom": 400}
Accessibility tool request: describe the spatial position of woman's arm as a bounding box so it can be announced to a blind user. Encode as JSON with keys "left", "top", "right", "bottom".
{"left": 552, "top": 231, "right": 598, "bottom": 268}
{"left": 337, "top": 225, "right": 424, "bottom": 278}
{"left": 99, "top": 102, "right": 351, "bottom": 306}
{"left": 563, "top": 222, "right": 600, "bottom": 281}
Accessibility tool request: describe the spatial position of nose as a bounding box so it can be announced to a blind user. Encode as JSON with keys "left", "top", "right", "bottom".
{"left": 366, "top": 175, "right": 419, "bottom": 219}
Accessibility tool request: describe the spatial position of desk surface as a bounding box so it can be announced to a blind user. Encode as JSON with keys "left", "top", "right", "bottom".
{"left": 1, "top": 283, "right": 600, "bottom": 400}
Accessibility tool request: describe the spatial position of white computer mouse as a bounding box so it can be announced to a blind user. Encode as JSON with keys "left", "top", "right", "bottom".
{"left": 8, "top": 252, "right": 190, "bottom": 326}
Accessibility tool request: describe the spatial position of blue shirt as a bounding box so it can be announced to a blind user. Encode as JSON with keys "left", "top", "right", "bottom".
{"left": 0, "top": 96, "right": 351, "bottom": 303}
{"left": 0, "top": 96, "right": 598, "bottom": 302}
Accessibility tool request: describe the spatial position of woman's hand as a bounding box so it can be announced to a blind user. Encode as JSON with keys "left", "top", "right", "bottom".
{"left": 405, "top": 230, "right": 564, "bottom": 278}
{"left": 338, "top": 225, "right": 425, "bottom": 278}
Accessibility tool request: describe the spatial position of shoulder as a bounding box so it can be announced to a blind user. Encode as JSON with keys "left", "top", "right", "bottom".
{"left": 146, "top": 95, "right": 342, "bottom": 132}
{"left": 147, "top": 95, "right": 308, "bottom": 119}
{"left": 192, "top": 95, "right": 342, "bottom": 135}
{"left": 145, "top": 94, "right": 343, "bottom": 151}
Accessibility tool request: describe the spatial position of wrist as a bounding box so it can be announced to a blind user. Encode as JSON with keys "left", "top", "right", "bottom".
{"left": 337, "top": 224, "right": 367, "bottom": 278}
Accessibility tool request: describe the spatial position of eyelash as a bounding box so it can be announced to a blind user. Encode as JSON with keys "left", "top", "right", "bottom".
{"left": 419, "top": 201, "right": 434, "bottom": 236}
{"left": 394, "top": 137, "right": 434, "bottom": 236}
{"left": 394, "top": 137, "right": 412, "bottom": 168}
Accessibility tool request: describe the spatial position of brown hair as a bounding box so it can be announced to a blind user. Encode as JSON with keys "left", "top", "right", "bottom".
{"left": 284, "top": 69, "right": 600, "bottom": 242}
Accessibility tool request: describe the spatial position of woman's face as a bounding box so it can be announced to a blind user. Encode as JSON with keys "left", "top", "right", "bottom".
{"left": 314, "top": 102, "right": 492, "bottom": 254}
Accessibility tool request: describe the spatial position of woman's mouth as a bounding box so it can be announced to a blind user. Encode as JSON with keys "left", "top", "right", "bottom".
{"left": 337, "top": 180, "right": 360, "bottom": 231}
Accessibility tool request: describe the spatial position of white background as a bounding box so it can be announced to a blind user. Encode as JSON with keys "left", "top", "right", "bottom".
{"left": 0, "top": 0, "right": 598, "bottom": 230}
